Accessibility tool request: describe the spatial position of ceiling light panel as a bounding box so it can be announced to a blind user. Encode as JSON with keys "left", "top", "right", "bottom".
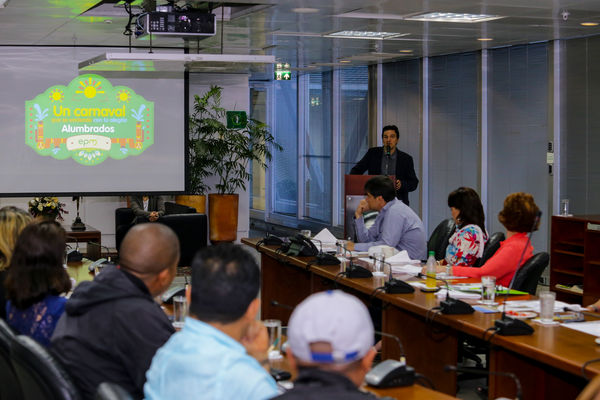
{"left": 405, "top": 12, "right": 504, "bottom": 23}
{"left": 324, "top": 31, "right": 409, "bottom": 40}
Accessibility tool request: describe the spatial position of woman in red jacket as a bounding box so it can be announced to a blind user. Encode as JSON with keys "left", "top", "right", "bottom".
{"left": 429, "top": 192, "right": 540, "bottom": 287}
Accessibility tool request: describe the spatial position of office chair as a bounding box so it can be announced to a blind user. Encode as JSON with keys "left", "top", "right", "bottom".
{"left": 473, "top": 232, "right": 505, "bottom": 268}
{"left": 427, "top": 218, "right": 456, "bottom": 260}
{"left": 10, "top": 335, "right": 81, "bottom": 400}
{"left": 0, "top": 319, "right": 23, "bottom": 400}
{"left": 512, "top": 252, "right": 550, "bottom": 295}
{"left": 95, "top": 382, "right": 134, "bottom": 400}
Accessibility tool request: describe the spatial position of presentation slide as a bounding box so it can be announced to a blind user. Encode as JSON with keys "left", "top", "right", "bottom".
{"left": 0, "top": 47, "right": 185, "bottom": 195}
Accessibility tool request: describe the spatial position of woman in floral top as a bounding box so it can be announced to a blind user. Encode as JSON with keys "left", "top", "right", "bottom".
{"left": 4, "top": 220, "right": 71, "bottom": 346}
{"left": 444, "top": 187, "right": 488, "bottom": 267}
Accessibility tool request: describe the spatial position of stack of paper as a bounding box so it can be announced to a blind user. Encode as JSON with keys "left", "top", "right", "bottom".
{"left": 386, "top": 250, "right": 421, "bottom": 265}
{"left": 312, "top": 228, "right": 338, "bottom": 252}
{"left": 391, "top": 264, "right": 423, "bottom": 276}
{"left": 435, "top": 288, "right": 481, "bottom": 299}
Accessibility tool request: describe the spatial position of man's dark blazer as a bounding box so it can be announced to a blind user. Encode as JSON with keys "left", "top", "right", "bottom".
{"left": 350, "top": 147, "right": 419, "bottom": 205}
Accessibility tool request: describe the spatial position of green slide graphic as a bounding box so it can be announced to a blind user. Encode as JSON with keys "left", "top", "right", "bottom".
{"left": 25, "top": 74, "right": 154, "bottom": 166}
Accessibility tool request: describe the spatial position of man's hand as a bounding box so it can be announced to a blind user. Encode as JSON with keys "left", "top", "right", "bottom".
{"left": 149, "top": 211, "right": 159, "bottom": 222}
{"left": 395, "top": 179, "right": 402, "bottom": 190}
{"left": 241, "top": 320, "right": 269, "bottom": 367}
{"left": 355, "top": 199, "right": 369, "bottom": 219}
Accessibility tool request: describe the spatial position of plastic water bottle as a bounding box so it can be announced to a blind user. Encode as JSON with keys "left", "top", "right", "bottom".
{"left": 425, "top": 251, "right": 437, "bottom": 288}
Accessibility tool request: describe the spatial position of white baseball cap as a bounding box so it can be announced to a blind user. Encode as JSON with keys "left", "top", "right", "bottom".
{"left": 287, "top": 290, "right": 374, "bottom": 364}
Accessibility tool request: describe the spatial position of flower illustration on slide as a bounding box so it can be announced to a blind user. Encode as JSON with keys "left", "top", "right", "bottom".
{"left": 117, "top": 89, "right": 131, "bottom": 103}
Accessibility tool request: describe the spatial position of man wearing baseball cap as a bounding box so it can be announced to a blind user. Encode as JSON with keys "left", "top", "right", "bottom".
{"left": 274, "top": 290, "right": 378, "bottom": 399}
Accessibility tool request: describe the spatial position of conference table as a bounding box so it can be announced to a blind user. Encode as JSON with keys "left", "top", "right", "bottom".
{"left": 242, "top": 237, "right": 600, "bottom": 400}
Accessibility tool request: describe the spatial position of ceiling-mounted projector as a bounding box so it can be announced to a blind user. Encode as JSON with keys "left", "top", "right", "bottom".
{"left": 136, "top": 11, "right": 216, "bottom": 38}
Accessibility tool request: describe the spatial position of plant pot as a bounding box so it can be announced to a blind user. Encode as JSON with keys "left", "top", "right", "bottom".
{"left": 175, "top": 195, "right": 206, "bottom": 214}
{"left": 208, "top": 194, "right": 238, "bottom": 244}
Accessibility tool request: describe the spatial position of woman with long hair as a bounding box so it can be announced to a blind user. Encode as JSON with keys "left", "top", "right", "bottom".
{"left": 0, "top": 206, "right": 32, "bottom": 319}
{"left": 4, "top": 220, "right": 71, "bottom": 346}
{"left": 444, "top": 187, "right": 488, "bottom": 267}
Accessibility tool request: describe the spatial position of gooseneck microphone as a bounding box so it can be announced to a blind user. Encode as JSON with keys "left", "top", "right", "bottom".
{"left": 418, "top": 273, "right": 474, "bottom": 314}
{"left": 310, "top": 238, "right": 340, "bottom": 266}
{"left": 493, "top": 211, "right": 542, "bottom": 336}
{"left": 365, "top": 331, "right": 416, "bottom": 387}
{"left": 337, "top": 241, "right": 372, "bottom": 278}
{"left": 444, "top": 365, "right": 522, "bottom": 400}
{"left": 377, "top": 259, "right": 414, "bottom": 294}
{"left": 270, "top": 300, "right": 294, "bottom": 310}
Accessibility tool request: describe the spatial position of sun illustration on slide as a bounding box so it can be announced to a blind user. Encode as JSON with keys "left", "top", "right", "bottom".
{"left": 117, "top": 89, "right": 131, "bottom": 103}
{"left": 49, "top": 89, "right": 64, "bottom": 102}
{"left": 76, "top": 77, "right": 105, "bottom": 99}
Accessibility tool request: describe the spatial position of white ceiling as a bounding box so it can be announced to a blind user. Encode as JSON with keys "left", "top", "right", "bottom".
{"left": 2, "top": 0, "right": 600, "bottom": 73}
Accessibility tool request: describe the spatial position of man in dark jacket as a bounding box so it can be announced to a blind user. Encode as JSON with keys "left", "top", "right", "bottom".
{"left": 350, "top": 125, "right": 418, "bottom": 205}
{"left": 51, "top": 223, "right": 180, "bottom": 399}
{"left": 273, "top": 290, "right": 378, "bottom": 400}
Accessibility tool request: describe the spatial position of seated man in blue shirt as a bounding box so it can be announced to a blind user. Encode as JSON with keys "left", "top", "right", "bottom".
{"left": 348, "top": 175, "right": 427, "bottom": 260}
{"left": 144, "top": 244, "right": 279, "bottom": 400}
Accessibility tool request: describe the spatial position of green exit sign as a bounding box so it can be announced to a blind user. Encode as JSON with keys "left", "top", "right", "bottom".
{"left": 275, "top": 62, "right": 291, "bottom": 80}
{"left": 226, "top": 111, "right": 247, "bottom": 129}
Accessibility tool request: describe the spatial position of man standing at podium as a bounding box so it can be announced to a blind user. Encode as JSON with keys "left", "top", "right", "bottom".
{"left": 350, "top": 125, "right": 418, "bottom": 205}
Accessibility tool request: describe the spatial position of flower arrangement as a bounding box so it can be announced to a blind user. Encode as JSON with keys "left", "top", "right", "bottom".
{"left": 28, "top": 197, "right": 68, "bottom": 221}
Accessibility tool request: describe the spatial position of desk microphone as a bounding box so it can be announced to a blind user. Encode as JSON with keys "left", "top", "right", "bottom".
{"left": 444, "top": 365, "right": 522, "bottom": 400}
{"left": 256, "top": 222, "right": 283, "bottom": 248}
{"left": 310, "top": 238, "right": 340, "bottom": 266}
{"left": 270, "top": 300, "right": 294, "bottom": 310}
{"left": 365, "top": 331, "right": 416, "bottom": 387}
{"left": 493, "top": 211, "right": 542, "bottom": 336}
{"left": 337, "top": 241, "right": 372, "bottom": 278}
{"left": 371, "top": 257, "right": 414, "bottom": 294}
{"left": 418, "top": 273, "right": 474, "bottom": 314}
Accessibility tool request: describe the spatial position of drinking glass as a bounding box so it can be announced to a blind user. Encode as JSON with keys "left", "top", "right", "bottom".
{"left": 373, "top": 251, "right": 386, "bottom": 277}
{"left": 561, "top": 199, "right": 570, "bottom": 216}
{"left": 481, "top": 276, "right": 496, "bottom": 305}
{"left": 540, "top": 291, "right": 556, "bottom": 323}
{"left": 172, "top": 295, "right": 188, "bottom": 329}
{"left": 264, "top": 319, "right": 282, "bottom": 360}
{"left": 336, "top": 240, "right": 348, "bottom": 257}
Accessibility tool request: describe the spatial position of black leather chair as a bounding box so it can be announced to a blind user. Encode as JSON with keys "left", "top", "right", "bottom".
{"left": 0, "top": 319, "right": 23, "bottom": 400}
{"left": 427, "top": 218, "right": 456, "bottom": 260}
{"left": 10, "top": 335, "right": 80, "bottom": 400}
{"left": 512, "top": 252, "right": 550, "bottom": 295}
{"left": 95, "top": 382, "right": 133, "bottom": 400}
{"left": 115, "top": 201, "right": 207, "bottom": 266}
{"left": 473, "top": 231, "right": 505, "bottom": 268}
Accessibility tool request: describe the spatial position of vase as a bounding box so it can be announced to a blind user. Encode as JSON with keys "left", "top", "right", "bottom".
{"left": 208, "top": 194, "right": 238, "bottom": 244}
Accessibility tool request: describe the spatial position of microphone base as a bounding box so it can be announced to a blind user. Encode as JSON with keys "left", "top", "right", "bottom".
{"left": 440, "top": 298, "right": 475, "bottom": 315}
{"left": 385, "top": 279, "right": 415, "bottom": 294}
{"left": 71, "top": 217, "right": 86, "bottom": 231}
{"left": 263, "top": 236, "right": 283, "bottom": 246}
{"left": 494, "top": 316, "right": 534, "bottom": 336}
{"left": 346, "top": 264, "right": 373, "bottom": 278}
{"left": 313, "top": 253, "right": 341, "bottom": 266}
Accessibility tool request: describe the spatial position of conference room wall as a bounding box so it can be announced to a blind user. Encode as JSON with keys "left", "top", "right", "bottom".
{"left": 427, "top": 52, "right": 480, "bottom": 235}
{"left": 563, "top": 36, "right": 600, "bottom": 215}
{"left": 487, "top": 43, "right": 550, "bottom": 253}
{"left": 381, "top": 59, "right": 422, "bottom": 217}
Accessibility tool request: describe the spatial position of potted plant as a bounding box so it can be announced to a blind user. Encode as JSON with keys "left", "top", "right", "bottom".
{"left": 188, "top": 85, "right": 281, "bottom": 243}
{"left": 28, "top": 197, "right": 68, "bottom": 221}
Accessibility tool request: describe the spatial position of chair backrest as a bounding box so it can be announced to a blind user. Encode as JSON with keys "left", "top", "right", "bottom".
{"left": 0, "top": 319, "right": 23, "bottom": 400}
{"left": 160, "top": 213, "right": 208, "bottom": 267}
{"left": 427, "top": 218, "right": 456, "bottom": 260}
{"left": 94, "top": 382, "right": 133, "bottom": 400}
{"left": 10, "top": 335, "right": 81, "bottom": 400}
{"left": 473, "top": 232, "right": 505, "bottom": 268}
{"left": 512, "top": 252, "right": 550, "bottom": 295}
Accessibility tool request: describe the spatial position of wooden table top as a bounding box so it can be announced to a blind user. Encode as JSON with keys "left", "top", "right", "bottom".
{"left": 242, "top": 237, "right": 600, "bottom": 380}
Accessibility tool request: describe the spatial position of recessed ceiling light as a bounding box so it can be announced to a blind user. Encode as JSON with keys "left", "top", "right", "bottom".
{"left": 406, "top": 12, "right": 504, "bottom": 23}
{"left": 477, "top": 37, "right": 494, "bottom": 41}
{"left": 398, "top": 49, "right": 413, "bottom": 53}
{"left": 292, "top": 8, "right": 319, "bottom": 14}
{"left": 324, "top": 30, "right": 409, "bottom": 40}
{"left": 339, "top": 60, "right": 351, "bottom": 63}
{"left": 581, "top": 22, "right": 599, "bottom": 27}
